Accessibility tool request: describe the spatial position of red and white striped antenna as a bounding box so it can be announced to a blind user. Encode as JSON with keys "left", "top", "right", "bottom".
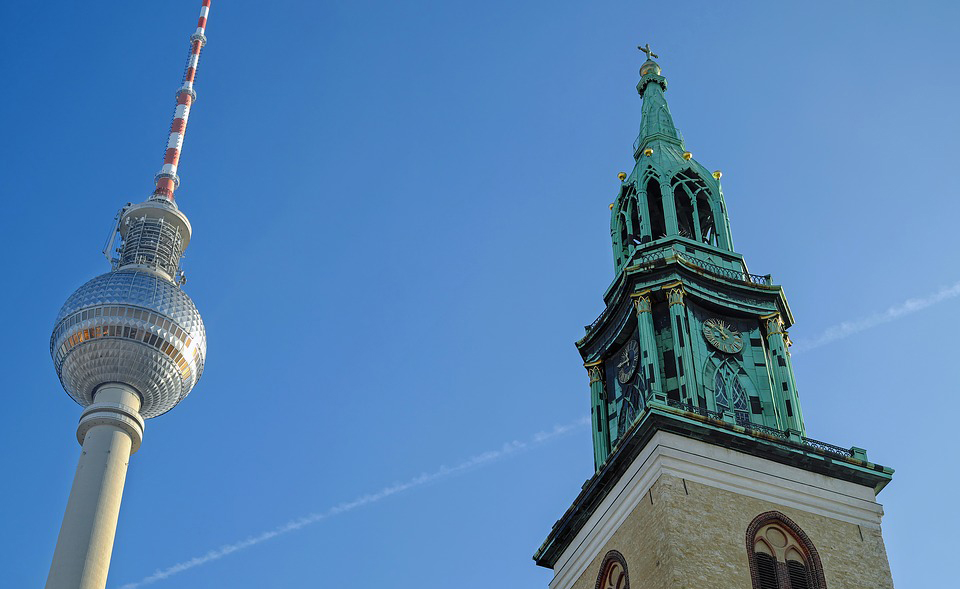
{"left": 153, "top": 0, "right": 212, "bottom": 201}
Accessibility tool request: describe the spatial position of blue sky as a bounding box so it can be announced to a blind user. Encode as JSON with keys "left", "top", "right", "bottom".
{"left": 2, "top": 0, "right": 958, "bottom": 587}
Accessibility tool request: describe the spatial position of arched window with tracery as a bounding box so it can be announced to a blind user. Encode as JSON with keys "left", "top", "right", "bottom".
{"left": 671, "top": 169, "right": 722, "bottom": 245}
{"left": 747, "top": 511, "right": 826, "bottom": 589}
{"left": 706, "top": 357, "right": 753, "bottom": 424}
{"left": 595, "top": 550, "right": 629, "bottom": 589}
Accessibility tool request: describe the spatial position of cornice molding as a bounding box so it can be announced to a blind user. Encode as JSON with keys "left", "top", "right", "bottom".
{"left": 546, "top": 431, "right": 885, "bottom": 589}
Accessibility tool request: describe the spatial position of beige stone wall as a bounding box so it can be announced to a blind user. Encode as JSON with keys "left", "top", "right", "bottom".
{"left": 566, "top": 473, "right": 894, "bottom": 589}
{"left": 568, "top": 477, "right": 672, "bottom": 589}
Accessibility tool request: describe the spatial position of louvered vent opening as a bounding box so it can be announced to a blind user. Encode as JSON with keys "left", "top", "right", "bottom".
{"left": 787, "top": 560, "right": 811, "bottom": 589}
{"left": 755, "top": 552, "right": 779, "bottom": 589}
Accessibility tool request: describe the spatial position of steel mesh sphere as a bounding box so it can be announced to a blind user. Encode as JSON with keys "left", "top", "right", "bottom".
{"left": 51, "top": 269, "right": 206, "bottom": 418}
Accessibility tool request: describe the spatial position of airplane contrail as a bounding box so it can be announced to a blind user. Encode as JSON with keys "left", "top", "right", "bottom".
{"left": 791, "top": 280, "right": 960, "bottom": 354}
{"left": 115, "top": 282, "right": 960, "bottom": 587}
{"left": 114, "top": 416, "right": 590, "bottom": 589}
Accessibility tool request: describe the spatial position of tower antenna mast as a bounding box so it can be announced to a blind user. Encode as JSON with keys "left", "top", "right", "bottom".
{"left": 154, "top": 0, "right": 212, "bottom": 201}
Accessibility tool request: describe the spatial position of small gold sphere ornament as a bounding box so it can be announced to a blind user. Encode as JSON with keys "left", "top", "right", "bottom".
{"left": 643, "top": 148, "right": 654, "bottom": 157}
{"left": 712, "top": 170, "right": 722, "bottom": 179}
{"left": 609, "top": 203, "right": 614, "bottom": 210}
{"left": 682, "top": 152, "right": 693, "bottom": 160}
{"left": 618, "top": 172, "right": 627, "bottom": 181}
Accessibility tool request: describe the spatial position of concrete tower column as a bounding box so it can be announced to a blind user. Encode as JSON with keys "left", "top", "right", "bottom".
{"left": 46, "top": 384, "right": 144, "bottom": 589}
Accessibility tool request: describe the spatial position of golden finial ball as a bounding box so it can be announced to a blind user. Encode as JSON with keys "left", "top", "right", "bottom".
{"left": 712, "top": 170, "right": 722, "bottom": 179}
{"left": 643, "top": 148, "right": 654, "bottom": 157}
{"left": 617, "top": 172, "right": 627, "bottom": 181}
{"left": 682, "top": 152, "right": 693, "bottom": 160}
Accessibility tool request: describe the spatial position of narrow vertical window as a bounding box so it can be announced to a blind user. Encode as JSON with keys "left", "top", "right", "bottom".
{"left": 619, "top": 215, "right": 629, "bottom": 253}
{"left": 646, "top": 178, "right": 666, "bottom": 239}
{"left": 696, "top": 188, "right": 716, "bottom": 245}
{"left": 714, "top": 370, "right": 728, "bottom": 409}
{"left": 628, "top": 197, "right": 641, "bottom": 242}
{"left": 732, "top": 377, "right": 750, "bottom": 424}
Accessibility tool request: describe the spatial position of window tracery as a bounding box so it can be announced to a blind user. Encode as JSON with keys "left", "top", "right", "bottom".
{"left": 708, "top": 358, "right": 752, "bottom": 420}
{"left": 671, "top": 169, "right": 718, "bottom": 245}
{"left": 747, "top": 512, "right": 826, "bottom": 589}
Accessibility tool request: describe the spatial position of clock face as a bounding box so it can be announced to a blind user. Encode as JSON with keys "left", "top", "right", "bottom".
{"left": 702, "top": 318, "right": 744, "bottom": 354}
{"left": 616, "top": 339, "right": 640, "bottom": 384}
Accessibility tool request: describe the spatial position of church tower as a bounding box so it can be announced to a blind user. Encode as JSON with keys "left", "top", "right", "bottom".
{"left": 533, "top": 48, "right": 896, "bottom": 589}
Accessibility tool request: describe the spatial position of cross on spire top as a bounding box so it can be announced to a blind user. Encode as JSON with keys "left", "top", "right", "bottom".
{"left": 638, "top": 43, "right": 658, "bottom": 60}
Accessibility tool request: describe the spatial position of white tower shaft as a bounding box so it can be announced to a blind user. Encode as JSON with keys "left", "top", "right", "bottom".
{"left": 45, "top": 385, "right": 144, "bottom": 589}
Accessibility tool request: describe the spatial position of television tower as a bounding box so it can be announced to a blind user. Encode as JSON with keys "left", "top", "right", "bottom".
{"left": 45, "top": 2, "right": 212, "bottom": 588}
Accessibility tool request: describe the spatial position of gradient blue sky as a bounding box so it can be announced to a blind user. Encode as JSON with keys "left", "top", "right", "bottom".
{"left": 3, "top": 1, "right": 959, "bottom": 587}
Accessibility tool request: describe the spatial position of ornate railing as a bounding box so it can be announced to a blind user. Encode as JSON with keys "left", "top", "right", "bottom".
{"left": 665, "top": 399, "right": 725, "bottom": 421}
{"left": 741, "top": 421, "right": 789, "bottom": 440}
{"left": 800, "top": 436, "right": 854, "bottom": 458}
{"left": 675, "top": 252, "right": 771, "bottom": 286}
{"left": 660, "top": 400, "right": 856, "bottom": 459}
{"left": 585, "top": 247, "right": 772, "bottom": 333}
{"left": 633, "top": 249, "right": 670, "bottom": 267}
{"left": 585, "top": 308, "right": 608, "bottom": 333}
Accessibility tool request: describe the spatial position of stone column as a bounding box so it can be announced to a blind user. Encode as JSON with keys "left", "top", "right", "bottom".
{"left": 762, "top": 313, "right": 804, "bottom": 433}
{"left": 586, "top": 362, "right": 611, "bottom": 468}
{"left": 632, "top": 291, "right": 662, "bottom": 403}
{"left": 46, "top": 384, "right": 144, "bottom": 589}
{"left": 667, "top": 285, "right": 698, "bottom": 404}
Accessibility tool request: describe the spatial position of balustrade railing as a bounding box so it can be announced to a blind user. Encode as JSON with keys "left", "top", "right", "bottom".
{"left": 675, "top": 252, "right": 772, "bottom": 285}
{"left": 659, "top": 399, "right": 856, "bottom": 459}
{"left": 665, "top": 399, "right": 725, "bottom": 421}
{"left": 800, "top": 436, "right": 854, "bottom": 457}
{"left": 585, "top": 247, "right": 773, "bottom": 332}
{"left": 741, "top": 421, "right": 789, "bottom": 440}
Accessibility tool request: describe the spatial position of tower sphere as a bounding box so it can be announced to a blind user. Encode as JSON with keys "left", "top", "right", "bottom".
{"left": 50, "top": 269, "right": 206, "bottom": 418}
{"left": 640, "top": 59, "right": 661, "bottom": 76}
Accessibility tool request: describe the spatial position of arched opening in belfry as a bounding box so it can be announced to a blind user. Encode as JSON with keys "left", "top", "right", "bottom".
{"left": 619, "top": 213, "right": 629, "bottom": 255}
{"left": 696, "top": 190, "right": 716, "bottom": 246}
{"left": 645, "top": 178, "right": 666, "bottom": 240}
{"left": 671, "top": 170, "right": 716, "bottom": 244}
{"left": 627, "top": 194, "right": 641, "bottom": 243}
{"left": 673, "top": 183, "right": 695, "bottom": 238}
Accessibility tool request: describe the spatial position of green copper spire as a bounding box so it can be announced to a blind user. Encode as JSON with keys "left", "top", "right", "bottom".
{"left": 635, "top": 48, "right": 682, "bottom": 151}
{"left": 582, "top": 51, "right": 825, "bottom": 469}
{"left": 610, "top": 48, "right": 734, "bottom": 275}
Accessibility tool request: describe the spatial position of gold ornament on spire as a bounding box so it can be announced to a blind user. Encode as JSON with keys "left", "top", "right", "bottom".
{"left": 638, "top": 43, "right": 662, "bottom": 76}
